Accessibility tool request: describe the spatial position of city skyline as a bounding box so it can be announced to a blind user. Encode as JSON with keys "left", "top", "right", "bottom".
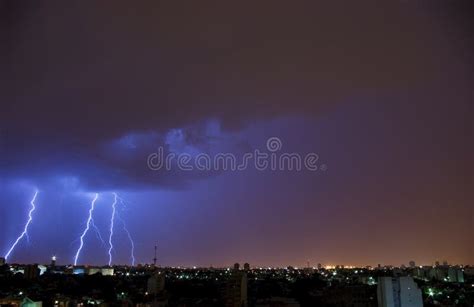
{"left": 1, "top": 1, "right": 473, "bottom": 268}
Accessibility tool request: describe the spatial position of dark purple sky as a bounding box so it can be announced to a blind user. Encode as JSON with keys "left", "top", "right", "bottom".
{"left": 0, "top": 1, "right": 472, "bottom": 267}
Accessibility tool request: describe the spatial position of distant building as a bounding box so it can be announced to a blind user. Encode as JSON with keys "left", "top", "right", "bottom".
{"left": 38, "top": 265, "right": 47, "bottom": 276}
{"left": 424, "top": 266, "right": 464, "bottom": 283}
{"left": 21, "top": 297, "right": 43, "bottom": 307}
{"left": 101, "top": 267, "right": 114, "bottom": 276}
{"left": 73, "top": 266, "right": 85, "bottom": 275}
{"left": 358, "top": 276, "right": 376, "bottom": 285}
{"left": 447, "top": 267, "right": 464, "bottom": 282}
{"left": 243, "top": 263, "right": 250, "bottom": 271}
{"left": 0, "top": 297, "right": 42, "bottom": 307}
{"left": 0, "top": 257, "right": 5, "bottom": 266}
{"left": 87, "top": 267, "right": 101, "bottom": 275}
{"left": 225, "top": 268, "right": 247, "bottom": 307}
{"left": 377, "top": 276, "right": 422, "bottom": 307}
{"left": 408, "top": 261, "right": 415, "bottom": 268}
{"left": 317, "top": 263, "right": 322, "bottom": 270}
{"left": 24, "top": 264, "right": 40, "bottom": 280}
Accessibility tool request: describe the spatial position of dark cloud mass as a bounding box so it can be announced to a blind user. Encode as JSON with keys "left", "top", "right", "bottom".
{"left": 1, "top": 0, "right": 472, "bottom": 189}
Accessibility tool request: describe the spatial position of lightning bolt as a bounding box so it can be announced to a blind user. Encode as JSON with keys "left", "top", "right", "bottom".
{"left": 73, "top": 193, "right": 99, "bottom": 265}
{"left": 107, "top": 192, "right": 117, "bottom": 266}
{"left": 4, "top": 190, "right": 39, "bottom": 260}
{"left": 117, "top": 196, "right": 136, "bottom": 266}
{"left": 91, "top": 219, "right": 106, "bottom": 246}
{"left": 119, "top": 215, "right": 136, "bottom": 266}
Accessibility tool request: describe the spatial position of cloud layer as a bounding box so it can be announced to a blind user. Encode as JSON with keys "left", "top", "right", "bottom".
{"left": 1, "top": 1, "right": 472, "bottom": 190}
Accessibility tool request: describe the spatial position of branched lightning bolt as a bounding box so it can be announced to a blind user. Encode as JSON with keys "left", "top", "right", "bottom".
{"left": 91, "top": 219, "right": 106, "bottom": 246}
{"left": 118, "top": 215, "right": 136, "bottom": 266}
{"left": 73, "top": 193, "right": 99, "bottom": 265}
{"left": 107, "top": 192, "right": 117, "bottom": 266}
{"left": 68, "top": 219, "right": 105, "bottom": 248}
{"left": 117, "top": 196, "right": 136, "bottom": 266}
{"left": 5, "top": 190, "right": 39, "bottom": 260}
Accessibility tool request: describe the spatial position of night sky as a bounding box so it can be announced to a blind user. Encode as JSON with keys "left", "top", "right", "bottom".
{"left": 1, "top": 1, "right": 472, "bottom": 267}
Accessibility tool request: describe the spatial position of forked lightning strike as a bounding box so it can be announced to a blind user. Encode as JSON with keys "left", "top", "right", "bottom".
{"left": 91, "top": 219, "right": 106, "bottom": 246}
{"left": 73, "top": 193, "right": 99, "bottom": 265}
{"left": 118, "top": 197, "right": 136, "bottom": 266}
{"left": 107, "top": 192, "right": 118, "bottom": 266}
{"left": 4, "top": 190, "right": 39, "bottom": 260}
